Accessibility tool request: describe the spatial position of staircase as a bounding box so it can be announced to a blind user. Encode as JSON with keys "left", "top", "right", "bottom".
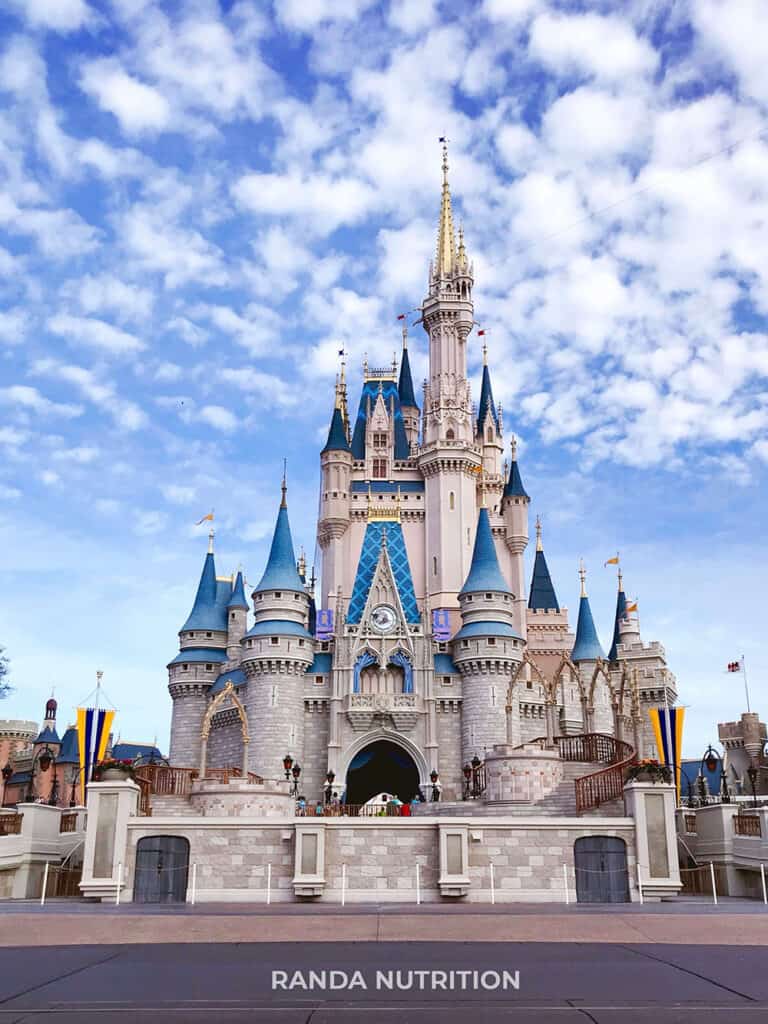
{"left": 147, "top": 794, "right": 199, "bottom": 817}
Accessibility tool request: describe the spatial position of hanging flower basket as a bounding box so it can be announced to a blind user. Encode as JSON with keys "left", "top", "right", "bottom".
{"left": 92, "top": 759, "right": 136, "bottom": 782}
{"left": 626, "top": 759, "right": 672, "bottom": 784}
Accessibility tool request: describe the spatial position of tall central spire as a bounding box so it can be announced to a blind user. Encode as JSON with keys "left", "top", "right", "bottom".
{"left": 435, "top": 140, "right": 456, "bottom": 278}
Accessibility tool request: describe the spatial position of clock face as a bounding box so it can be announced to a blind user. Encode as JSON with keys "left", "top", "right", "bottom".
{"left": 371, "top": 604, "right": 397, "bottom": 634}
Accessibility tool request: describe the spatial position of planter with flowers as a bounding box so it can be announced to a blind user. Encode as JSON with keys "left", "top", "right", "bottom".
{"left": 626, "top": 759, "right": 672, "bottom": 784}
{"left": 92, "top": 759, "right": 136, "bottom": 782}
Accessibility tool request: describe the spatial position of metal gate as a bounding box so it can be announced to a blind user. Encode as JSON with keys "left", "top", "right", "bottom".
{"left": 134, "top": 835, "right": 189, "bottom": 904}
{"left": 574, "top": 836, "right": 630, "bottom": 903}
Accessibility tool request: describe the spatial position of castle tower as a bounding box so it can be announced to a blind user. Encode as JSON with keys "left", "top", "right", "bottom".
{"left": 607, "top": 565, "right": 628, "bottom": 663}
{"left": 501, "top": 438, "right": 530, "bottom": 638}
{"left": 398, "top": 326, "right": 420, "bottom": 450}
{"left": 452, "top": 506, "right": 523, "bottom": 764}
{"left": 418, "top": 144, "right": 481, "bottom": 615}
{"left": 318, "top": 394, "right": 353, "bottom": 610}
{"left": 242, "top": 481, "right": 314, "bottom": 781}
{"left": 226, "top": 570, "right": 249, "bottom": 663}
{"left": 571, "top": 563, "right": 609, "bottom": 733}
{"left": 167, "top": 530, "right": 229, "bottom": 766}
{"left": 476, "top": 346, "right": 504, "bottom": 484}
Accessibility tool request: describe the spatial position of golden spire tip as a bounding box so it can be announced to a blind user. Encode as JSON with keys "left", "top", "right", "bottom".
{"left": 280, "top": 459, "right": 287, "bottom": 508}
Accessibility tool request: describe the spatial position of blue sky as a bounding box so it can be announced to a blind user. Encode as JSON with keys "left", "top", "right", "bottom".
{"left": 0, "top": 0, "right": 766, "bottom": 758}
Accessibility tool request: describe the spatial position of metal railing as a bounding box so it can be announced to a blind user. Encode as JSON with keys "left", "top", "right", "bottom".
{"left": 134, "top": 764, "right": 198, "bottom": 796}
{"left": 575, "top": 738, "right": 636, "bottom": 814}
{"left": 556, "top": 733, "right": 627, "bottom": 764}
{"left": 683, "top": 813, "right": 697, "bottom": 834}
{"left": 59, "top": 812, "right": 78, "bottom": 833}
{"left": 297, "top": 803, "right": 413, "bottom": 817}
{"left": 0, "top": 813, "right": 23, "bottom": 836}
{"left": 734, "top": 813, "right": 762, "bottom": 837}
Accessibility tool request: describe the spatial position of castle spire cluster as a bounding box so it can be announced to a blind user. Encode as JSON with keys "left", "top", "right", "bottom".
{"left": 166, "top": 143, "right": 677, "bottom": 799}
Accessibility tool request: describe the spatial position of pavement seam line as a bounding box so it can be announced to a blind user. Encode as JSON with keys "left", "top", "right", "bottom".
{"left": 0, "top": 950, "right": 122, "bottom": 1009}
{"left": 618, "top": 943, "right": 758, "bottom": 1003}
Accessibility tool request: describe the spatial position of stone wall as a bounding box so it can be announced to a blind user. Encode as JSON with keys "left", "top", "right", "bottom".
{"left": 124, "top": 815, "right": 638, "bottom": 904}
{"left": 207, "top": 715, "right": 244, "bottom": 771}
{"left": 435, "top": 703, "right": 462, "bottom": 800}
{"left": 484, "top": 744, "right": 562, "bottom": 803}
{"left": 301, "top": 703, "right": 330, "bottom": 802}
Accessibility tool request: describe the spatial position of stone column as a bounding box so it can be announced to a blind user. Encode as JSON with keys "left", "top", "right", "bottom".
{"left": 623, "top": 779, "right": 682, "bottom": 900}
{"left": 80, "top": 780, "right": 139, "bottom": 902}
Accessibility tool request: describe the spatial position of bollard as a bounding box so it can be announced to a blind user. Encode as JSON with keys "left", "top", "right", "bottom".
{"left": 342, "top": 863, "right": 347, "bottom": 907}
{"left": 416, "top": 863, "right": 421, "bottom": 905}
{"left": 191, "top": 863, "right": 197, "bottom": 906}
{"left": 710, "top": 862, "right": 717, "bottom": 906}
{"left": 762, "top": 863, "right": 767, "bottom": 907}
{"left": 267, "top": 863, "right": 272, "bottom": 905}
{"left": 116, "top": 863, "right": 123, "bottom": 907}
{"left": 40, "top": 861, "right": 50, "bottom": 907}
{"left": 490, "top": 862, "right": 495, "bottom": 905}
{"left": 563, "top": 863, "right": 569, "bottom": 905}
{"left": 636, "top": 863, "right": 644, "bottom": 905}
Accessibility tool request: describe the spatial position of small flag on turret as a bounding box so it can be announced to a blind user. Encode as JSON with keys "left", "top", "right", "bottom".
{"left": 727, "top": 660, "right": 741, "bottom": 673}
{"left": 624, "top": 601, "right": 638, "bottom": 614}
{"left": 604, "top": 555, "right": 619, "bottom": 566}
{"left": 477, "top": 329, "right": 487, "bottom": 336}
{"left": 195, "top": 512, "right": 214, "bottom": 525}
{"left": 397, "top": 313, "right": 406, "bottom": 320}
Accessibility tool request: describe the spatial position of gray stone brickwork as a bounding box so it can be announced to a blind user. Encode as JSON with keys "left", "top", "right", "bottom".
{"left": 168, "top": 689, "right": 207, "bottom": 767}
{"left": 435, "top": 701, "right": 462, "bottom": 799}
{"left": 302, "top": 702, "right": 330, "bottom": 801}
{"left": 207, "top": 716, "right": 244, "bottom": 771}
{"left": 245, "top": 666, "right": 307, "bottom": 781}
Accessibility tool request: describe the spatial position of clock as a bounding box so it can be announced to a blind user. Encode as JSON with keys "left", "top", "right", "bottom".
{"left": 370, "top": 604, "right": 397, "bottom": 634}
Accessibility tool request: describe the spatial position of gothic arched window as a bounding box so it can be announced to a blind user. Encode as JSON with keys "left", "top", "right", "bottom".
{"left": 446, "top": 428, "right": 455, "bottom": 440}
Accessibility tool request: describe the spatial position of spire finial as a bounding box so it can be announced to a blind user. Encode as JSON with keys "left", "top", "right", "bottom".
{"left": 435, "top": 136, "right": 456, "bottom": 277}
{"left": 280, "top": 458, "right": 287, "bottom": 509}
{"left": 402, "top": 322, "right": 408, "bottom": 350}
{"left": 482, "top": 340, "right": 488, "bottom": 366}
{"left": 535, "top": 515, "right": 542, "bottom": 552}
{"left": 618, "top": 565, "right": 623, "bottom": 591}
{"left": 579, "top": 559, "right": 587, "bottom": 598}
{"left": 208, "top": 527, "right": 214, "bottom": 554}
{"left": 510, "top": 435, "right": 517, "bottom": 460}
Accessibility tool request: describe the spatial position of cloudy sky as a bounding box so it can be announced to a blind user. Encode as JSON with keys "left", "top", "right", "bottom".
{"left": 0, "top": 0, "right": 766, "bottom": 759}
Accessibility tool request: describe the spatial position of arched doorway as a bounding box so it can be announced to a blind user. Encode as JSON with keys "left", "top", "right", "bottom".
{"left": 574, "top": 836, "right": 629, "bottom": 903}
{"left": 134, "top": 836, "right": 189, "bottom": 904}
{"left": 345, "top": 741, "right": 420, "bottom": 804}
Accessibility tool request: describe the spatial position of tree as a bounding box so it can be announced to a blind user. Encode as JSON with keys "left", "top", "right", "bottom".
{"left": 0, "top": 647, "right": 11, "bottom": 700}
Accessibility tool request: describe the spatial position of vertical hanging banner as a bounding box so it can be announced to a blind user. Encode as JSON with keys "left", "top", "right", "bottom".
{"left": 648, "top": 706, "right": 685, "bottom": 802}
{"left": 76, "top": 707, "right": 116, "bottom": 804}
{"left": 316, "top": 609, "right": 334, "bottom": 640}
{"left": 432, "top": 609, "right": 451, "bottom": 642}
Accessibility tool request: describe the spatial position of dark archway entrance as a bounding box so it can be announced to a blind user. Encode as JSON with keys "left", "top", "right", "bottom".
{"left": 574, "top": 836, "right": 630, "bottom": 903}
{"left": 345, "top": 741, "right": 420, "bottom": 804}
{"left": 134, "top": 835, "right": 189, "bottom": 904}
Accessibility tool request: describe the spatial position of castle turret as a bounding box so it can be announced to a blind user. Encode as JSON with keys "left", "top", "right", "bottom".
{"left": 226, "top": 570, "right": 249, "bottom": 662}
{"left": 452, "top": 506, "right": 523, "bottom": 765}
{"left": 501, "top": 437, "right": 530, "bottom": 638}
{"left": 398, "top": 326, "right": 419, "bottom": 450}
{"left": 475, "top": 346, "right": 503, "bottom": 483}
{"left": 242, "top": 481, "right": 314, "bottom": 781}
{"left": 318, "top": 380, "right": 353, "bottom": 610}
{"left": 607, "top": 566, "right": 628, "bottom": 663}
{"left": 571, "top": 563, "right": 609, "bottom": 733}
{"left": 34, "top": 697, "right": 60, "bottom": 747}
{"left": 167, "top": 530, "right": 229, "bottom": 766}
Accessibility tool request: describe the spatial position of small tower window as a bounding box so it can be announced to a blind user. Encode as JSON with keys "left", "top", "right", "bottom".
{"left": 487, "top": 427, "right": 494, "bottom": 442}
{"left": 189, "top": 632, "right": 195, "bottom": 638}
{"left": 315, "top": 675, "right": 324, "bottom": 686}
{"left": 443, "top": 676, "right": 452, "bottom": 686}
{"left": 298, "top": 639, "right": 304, "bottom": 647}
{"left": 206, "top": 631, "right": 212, "bottom": 638}
{"left": 230, "top": 612, "right": 235, "bottom": 621}
{"left": 373, "top": 432, "right": 387, "bottom": 447}
{"left": 205, "top": 663, "right": 213, "bottom": 671}
{"left": 446, "top": 429, "right": 455, "bottom": 440}
{"left": 182, "top": 663, "right": 188, "bottom": 671}
{"left": 432, "top": 556, "right": 438, "bottom": 576}
{"left": 449, "top": 492, "right": 455, "bottom": 510}
{"left": 275, "top": 592, "right": 281, "bottom": 598}
{"left": 488, "top": 638, "right": 496, "bottom": 646}
{"left": 372, "top": 458, "right": 388, "bottom": 478}
{"left": 271, "top": 637, "right": 279, "bottom": 645}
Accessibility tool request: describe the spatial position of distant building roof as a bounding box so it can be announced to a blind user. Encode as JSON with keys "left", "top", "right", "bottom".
{"left": 57, "top": 726, "right": 79, "bottom": 764}
{"left": 528, "top": 549, "right": 560, "bottom": 611}
{"left": 181, "top": 550, "right": 230, "bottom": 632}
{"left": 34, "top": 726, "right": 60, "bottom": 746}
{"left": 112, "top": 742, "right": 164, "bottom": 762}
{"left": 322, "top": 406, "right": 351, "bottom": 453}
{"left": 476, "top": 363, "right": 500, "bottom": 436}
{"left": 227, "top": 571, "right": 248, "bottom": 610}
{"left": 306, "top": 652, "right": 332, "bottom": 674}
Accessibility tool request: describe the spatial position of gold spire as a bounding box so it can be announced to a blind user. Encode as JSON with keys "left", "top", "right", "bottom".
{"left": 280, "top": 459, "right": 287, "bottom": 509}
{"left": 535, "top": 515, "right": 543, "bottom": 552}
{"left": 579, "top": 559, "right": 587, "bottom": 597}
{"left": 435, "top": 139, "right": 456, "bottom": 278}
{"left": 457, "top": 223, "right": 468, "bottom": 272}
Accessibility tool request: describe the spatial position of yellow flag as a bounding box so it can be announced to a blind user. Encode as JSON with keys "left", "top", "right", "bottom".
{"left": 625, "top": 601, "right": 638, "bottom": 613}
{"left": 196, "top": 512, "right": 214, "bottom": 525}
{"left": 604, "top": 556, "right": 619, "bottom": 566}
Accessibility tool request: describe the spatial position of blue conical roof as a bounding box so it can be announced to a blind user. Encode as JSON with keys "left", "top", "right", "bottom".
{"left": 322, "top": 406, "right": 351, "bottom": 453}
{"left": 528, "top": 550, "right": 559, "bottom": 611}
{"left": 34, "top": 725, "right": 60, "bottom": 745}
{"left": 460, "top": 508, "right": 510, "bottom": 595}
{"left": 572, "top": 595, "right": 604, "bottom": 662}
{"left": 254, "top": 496, "right": 305, "bottom": 594}
{"left": 227, "top": 570, "right": 248, "bottom": 610}
{"left": 57, "top": 726, "right": 79, "bottom": 764}
{"left": 476, "top": 364, "right": 500, "bottom": 436}
{"left": 607, "top": 586, "right": 627, "bottom": 661}
{"left": 181, "top": 549, "right": 227, "bottom": 631}
{"left": 504, "top": 456, "right": 529, "bottom": 499}
{"left": 398, "top": 346, "right": 418, "bottom": 408}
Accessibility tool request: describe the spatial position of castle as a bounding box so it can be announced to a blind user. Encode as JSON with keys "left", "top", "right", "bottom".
{"left": 166, "top": 146, "right": 678, "bottom": 806}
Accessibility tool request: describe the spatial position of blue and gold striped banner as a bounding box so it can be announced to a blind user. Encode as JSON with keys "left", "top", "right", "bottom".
{"left": 649, "top": 705, "right": 685, "bottom": 802}
{"left": 76, "top": 708, "right": 116, "bottom": 804}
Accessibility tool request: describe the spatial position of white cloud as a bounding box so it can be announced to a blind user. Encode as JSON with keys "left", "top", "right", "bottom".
{"left": 31, "top": 360, "right": 148, "bottom": 431}
{"left": 277, "top": 0, "right": 376, "bottom": 31}
{"left": 219, "top": 368, "right": 298, "bottom": 409}
{"left": 118, "top": 204, "right": 227, "bottom": 288}
{"left": 0, "top": 385, "right": 83, "bottom": 418}
{"left": 0, "top": 484, "right": 22, "bottom": 499}
{"left": 542, "top": 88, "right": 651, "bottom": 162}
{"left": 529, "top": 12, "right": 658, "bottom": 81}
{"left": 39, "top": 470, "right": 60, "bottom": 485}
{"left": 64, "top": 274, "right": 154, "bottom": 322}
{"left": 8, "top": 0, "right": 92, "bottom": 32}
{"left": 162, "top": 484, "right": 196, "bottom": 505}
{"left": 232, "top": 170, "right": 376, "bottom": 236}
{"left": 692, "top": 0, "right": 768, "bottom": 105}
{"left": 79, "top": 59, "right": 171, "bottom": 135}
{"left": 389, "top": 0, "right": 439, "bottom": 34}
{"left": 0, "top": 309, "right": 28, "bottom": 346}
{"left": 482, "top": 0, "right": 540, "bottom": 24}
{"left": 134, "top": 510, "right": 167, "bottom": 536}
{"left": 47, "top": 313, "right": 145, "bottom": 355}
{"left": 199, "top": 405, "right": 238, "bottom": 432}
{"left": 52, "top": 445, "right": 99, "bottom": 464}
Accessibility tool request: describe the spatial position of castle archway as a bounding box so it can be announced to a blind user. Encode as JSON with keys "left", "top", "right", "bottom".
{"left": 344, "top": 740, "right": 421, "bottom": 805}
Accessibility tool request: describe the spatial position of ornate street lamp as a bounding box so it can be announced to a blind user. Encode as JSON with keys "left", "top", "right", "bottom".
{"left": 27, "top": 746, "right": 57, "bottom": 804}
{"left": 747, "top": 765, "right": 759, "bottom": 808}
{"left": 1, "top": 762, "right": 12, "bottom": 808}
{"left": 291, "top": 762, "right": 301, "bottom": 797}
{"left": 430, "top": 769, "right": 440, "bottom": 803}
{"left": 282, "top": 754, "right": 293, "bottom": 780}
{"left": 324, "top": 770, "right": 335, "bottom": 804}
{"left": 462, "top": 762, "right": 472, "bottom": 801}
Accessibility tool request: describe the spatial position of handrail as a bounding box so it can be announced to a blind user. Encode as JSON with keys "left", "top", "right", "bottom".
{"left": 575, "top": 738, "right": 636, "bottom": 813}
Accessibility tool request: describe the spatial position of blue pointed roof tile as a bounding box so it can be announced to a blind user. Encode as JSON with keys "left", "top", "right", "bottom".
{"left": 608, "top": 586, "right": 627, "bottom": 662}
{"left": 528, "top": 550, "right": 560, "bottom": 611}
{"left": 254, "top": 497, "right": 305, "bottom": 594}
{"left": 322, "top": 407, "right": 351, "bottom": 453}
{"left": 227, "top": 570, "right": 249, "bottom": 610}
{"left": 398, "top": 346, "right": 418, "bottom": 408}
{"left": 460, "top": 508, "right": 510, "bottom": 595}
{"left": 504, "top": 456, "right": 529, "bottom": 499}
{"left": 476, "top": 364, "right": 500, "bottom": 436}
{"left": 57, "top": 726, "right": 79, "bottom": 764}
{"left": 34, "top": 725, "right": 60, "bottom": 745}
{"left": 572, "top": 595, "right": 604, "bottom": 662}
{"left": 181, "top": 550, "right": 228, "bottom": 632}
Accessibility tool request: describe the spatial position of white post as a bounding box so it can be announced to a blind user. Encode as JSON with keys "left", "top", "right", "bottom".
{"left": 761, "top": 863, "right": 767, "bottom": 906}
{"left": 563, "top": 863, "right": 569, "bottom": 905}
{"left": 416, "top": 863, "right": 421, "bottom": 905}
{"left": 40, "top": 861, "right": 50, "bottom": 907}
{"left": 191, "top": 863, "right": 197, "bottom": 906}
{"left": 115, "top": 862, "right": 123, "bottom": 907}
{"left": 267, "top": 863, "right": 272, "bottom": 905}
{"left": 341, "top": 863, "right": 347, "bottom": 907}
{"left": 636, "top": 862, "right": 644, "bottom": 905}
{"left": 710, "top": 861, "right": 718, "bottom": 906}
{"left": 490, "top": 862, "right": 495, "bottom": 905}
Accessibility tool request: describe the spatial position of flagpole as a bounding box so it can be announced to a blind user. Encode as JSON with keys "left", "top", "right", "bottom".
{"left": 742, "top": 654, "right": 751, "bottom": 713}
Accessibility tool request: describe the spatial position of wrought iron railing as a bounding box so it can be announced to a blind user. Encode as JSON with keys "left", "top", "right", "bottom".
{"left": 574, "top": 737, "right": 636, "bottom": 814}
{"left": 297, "top": 802, "right": 413, "bottom": 817}
{"left": 556, "top": 733, "right": 627, "bottom": 764}
{"left": 734, "top": 813, "right": 762, "bottom": 837}
{"left": 0, "top": 813, "right": 23, "bottom": 836}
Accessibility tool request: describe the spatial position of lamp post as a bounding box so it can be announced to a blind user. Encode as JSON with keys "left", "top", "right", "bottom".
{"left": 324, "top": 770, "right": 335, "bottom": 804}
{"left": 462, "top": 763, "right": 472, "bottom": 801}
{"left": 282, "top": 754, "right": 293, "bottom": 780}
{"left": 290, "top": 762, "right": 301, "bottom": 798}
{"left": 1, "top": 763, "right": 12, "bottom": 807}
{"left": 700, "top": 745, "right": 726, "bottom": 805}
{"left": 26, "top": 746, "right": 57, "bottom": 805}
{"left": 747, "top": 765, "right": 758, "bottom": 808}
{"left": 430, "top": 769, "right": 440, "bottom": 802}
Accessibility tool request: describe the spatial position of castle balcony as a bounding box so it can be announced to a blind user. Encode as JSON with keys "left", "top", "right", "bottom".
{"left": 344, "top": 692, "right": 420, "bottom": 732}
